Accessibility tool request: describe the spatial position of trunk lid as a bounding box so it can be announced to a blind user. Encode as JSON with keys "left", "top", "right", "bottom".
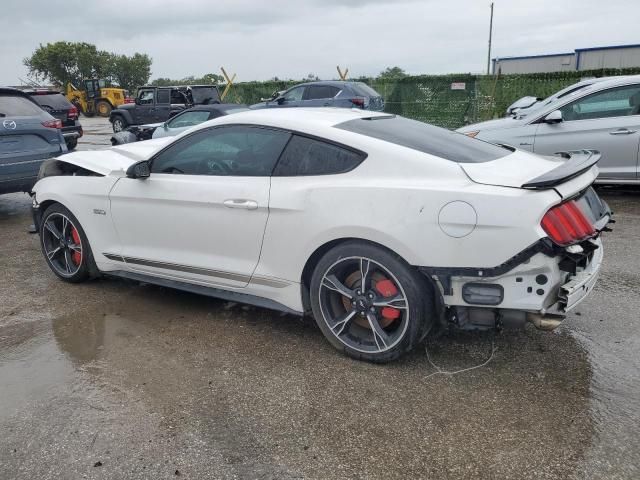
{"left": 459, "top": 149, "right": 600, "bottom": 198}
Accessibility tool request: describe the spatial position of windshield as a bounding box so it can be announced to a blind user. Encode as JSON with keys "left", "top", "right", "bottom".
{"left": 190, "top": 87, "right": 220, "bottom": 104}
{"left": 513, "top": 82, "right": 597, "bottom": 118}
{"left": 0, "top": 95, "right": 47, "bottom": 117}
{"left": 30, "top": 93, "right": 72, "bottom": 110}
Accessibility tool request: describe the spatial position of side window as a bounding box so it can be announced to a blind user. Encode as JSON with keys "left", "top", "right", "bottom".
{"left": 273, "top": 135, "right": 365, "bottom": 176}
{"left": 304, "top": 85, "right": 340, "bottom": 100}
{"left": 167, "top": 111, "right": 211, "bottom": 129}
{"left": 283, "top": 86, "right": 305, "bottom": 102}
{"left": 560, "top": 84, "right": 640, "bottom": 121}
{"left": 151, "top": 126, "right": 291, "bottom": 177}
{"left": 156, "top": 89, "right": 171, "bottom": 104}
{"left": 138, "top": 89, "right": 154, "bottom": 105}
{"left": 171, "top": 90, "right": 187, "bottom": 104}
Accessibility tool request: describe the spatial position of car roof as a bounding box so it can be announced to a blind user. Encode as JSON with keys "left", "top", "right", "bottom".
{"left": 0, "top": 87, "right": 31, "bottom": 97}
{"left": 192, "top": 107, "right": 390, "bottom": 132}
{"left": 566, "top": 74, "right": 640, "bottom": 97}
{"left": 292, "top": 81, "right": 361, "bottom": 88}
{"left": 188, "top": 103, "right": 247, "bottom": 112}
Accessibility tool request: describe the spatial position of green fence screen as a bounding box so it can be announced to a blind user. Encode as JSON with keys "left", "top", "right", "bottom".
{"left": 224, "top": 67, "right": 640, "bottom": 130}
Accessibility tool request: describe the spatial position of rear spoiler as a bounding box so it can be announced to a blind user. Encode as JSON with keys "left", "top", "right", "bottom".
{"left": 521, "top": 150, "right": 600, "bottom": 189}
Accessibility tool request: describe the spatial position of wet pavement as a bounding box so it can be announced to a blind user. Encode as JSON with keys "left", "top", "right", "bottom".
{"left": 0, "top": 123, "right": 639, "bottom": 478}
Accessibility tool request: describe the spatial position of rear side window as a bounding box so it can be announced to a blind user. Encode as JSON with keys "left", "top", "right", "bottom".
{"left": 0, "top": 95, "right": 45, "bottom": 116}
{"left": 273, "top": 135, "right": 365, "bottom": 176}
{"left": 29, "top": 93, "right": 71, "bottom": 110}
{"left": 350, "top": 82, "right": 381, "bottom": 97}
{"left": 335, "top": 116, "right": 510, "bottom": 163}
{"left": 157, "top": 89, "right": 171, "bottom": 104}
{"left": 305, "top": 85, "right": 340, "bottom": 100}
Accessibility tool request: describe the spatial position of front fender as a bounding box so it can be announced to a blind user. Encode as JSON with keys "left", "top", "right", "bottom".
{"left": 33, "top": 175, "right": 122, "bottom": 268}
{"left": 110, "top": 109, "right": 134, "bottom": 125}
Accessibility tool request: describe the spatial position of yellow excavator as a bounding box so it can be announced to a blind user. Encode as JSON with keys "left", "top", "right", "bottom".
{"left": 65, "top": 79, "right": 130, "bottom": 117}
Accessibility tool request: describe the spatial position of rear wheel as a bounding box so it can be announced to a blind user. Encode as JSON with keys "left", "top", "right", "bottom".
{"left": 112, "top": 116, "right": 127, "bottom": 133}
{"left": 96, "top": 100, "right": 112, "bottom": 117}
{"left": 39, "top": 203, "right": 97, "bottom": 283}
{"left": 310, "top": 241, "right": 434, "bottom": 363}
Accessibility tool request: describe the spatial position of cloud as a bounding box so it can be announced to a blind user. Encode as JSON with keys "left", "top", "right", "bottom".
{"left": 1, "top": 0, "right": 638, "bottom": 85}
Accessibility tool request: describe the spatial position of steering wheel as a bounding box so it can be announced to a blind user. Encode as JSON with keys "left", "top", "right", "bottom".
{"left": 200, "top": 159, "right": 233, "bottom": 175}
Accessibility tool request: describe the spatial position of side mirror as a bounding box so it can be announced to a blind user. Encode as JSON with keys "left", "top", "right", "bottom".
{"left": 544, "top": 110, "right": 563, "bottom": 124}
{"left": 163, "top": 121, "right": 168, "bottom": 130}
{"left": 276, "top": 96, "right": 286, "bottom": 105}
{"left": 126, "top": 161, "right": 150, "bottom": 179}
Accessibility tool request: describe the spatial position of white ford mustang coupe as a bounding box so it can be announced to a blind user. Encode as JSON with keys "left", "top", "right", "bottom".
{"left": 31, "top": 108, "right": 612, "bottom": 362}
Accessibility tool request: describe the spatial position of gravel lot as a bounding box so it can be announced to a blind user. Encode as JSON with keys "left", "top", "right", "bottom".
{"left": 1, "top": 117, "right": 639, "bottom": 479}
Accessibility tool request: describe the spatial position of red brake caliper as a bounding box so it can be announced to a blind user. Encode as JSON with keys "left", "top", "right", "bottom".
{"left": 70, "top": 227, "right": 82, "bottom": 265}
{"left": 375, "top": 279, "right": 401, "bottom": 320}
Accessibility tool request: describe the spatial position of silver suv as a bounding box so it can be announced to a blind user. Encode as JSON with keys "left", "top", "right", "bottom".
{"left": 459, "top": 75, "right": 640, "bottom": 183}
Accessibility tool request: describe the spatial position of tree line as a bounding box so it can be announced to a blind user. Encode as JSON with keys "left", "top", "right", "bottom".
{"left": 24, "top": 42, "right": 152, "bottom": 92}
{"left": 24, "top": 41, "right": 410, "bottom": 93}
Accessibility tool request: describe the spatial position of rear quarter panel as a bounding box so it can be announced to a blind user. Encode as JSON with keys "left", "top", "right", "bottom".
{"left": 255, "top": 139, "right": 561, "bottom": 284}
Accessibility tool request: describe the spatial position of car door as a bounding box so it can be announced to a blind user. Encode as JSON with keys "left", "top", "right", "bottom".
{"left": 302, "top": 85, "right": 340, "bottom": 107}
{"left": 532, "top": 83, "right": 640, "bottom": 180}
{"left": 108, "top": 125, "right": 291, "bottom": 288}
{"left": 154, "top": 88, "right": 171, "bottom": 122}
{"left": 133, "top": 88, "right": 156, "bottom": 124}
{"left": 273, "top": 86, "right": 306, "bottom": 108}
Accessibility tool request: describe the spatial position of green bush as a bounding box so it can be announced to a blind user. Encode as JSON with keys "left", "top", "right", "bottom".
{"left": 225, "top": 67, "right": 640, "bottom": 129}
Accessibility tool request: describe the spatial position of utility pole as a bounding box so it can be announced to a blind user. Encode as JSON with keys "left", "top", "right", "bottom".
{"left": 487, "top": 2, "right": 494, "bottom": 75}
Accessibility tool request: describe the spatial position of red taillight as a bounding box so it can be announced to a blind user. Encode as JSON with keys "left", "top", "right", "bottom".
{"left": 541, "top": 200, "right": 596, "bottom": 246}
{"left": 124, "top": 97, "right": 134, "bottom": 104}
{"left": 350, "top": 98, "right": 365, "bottom": 108}
{"left": 42, "top": 119, "right": 62, "bottom": 129}
{"left": 68, "top": 105, "right": 79, "bottom": 120}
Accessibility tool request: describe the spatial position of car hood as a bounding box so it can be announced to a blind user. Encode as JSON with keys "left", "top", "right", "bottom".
{"left": 139, "top": 122, "right": 163, "bottom": 129}
{"left": 457, "top": 116, "right": 528, "bottom": 133}
{"left": 115, "top": 103, "right": 135, "bottom": 111}
{"left": 460, "top": 149, "right": 599, "bottom": 195}
{"left": 56, "top": 137, "right": 173, "bottom": 176}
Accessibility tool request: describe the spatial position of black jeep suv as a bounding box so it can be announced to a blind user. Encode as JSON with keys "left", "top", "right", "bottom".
{"left": 109, "top": 85, "right": 220, "bottom": 133}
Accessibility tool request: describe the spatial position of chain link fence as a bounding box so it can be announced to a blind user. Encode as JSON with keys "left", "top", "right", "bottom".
{"left": 225, "top": 68, "right": 640, "bottom": 130}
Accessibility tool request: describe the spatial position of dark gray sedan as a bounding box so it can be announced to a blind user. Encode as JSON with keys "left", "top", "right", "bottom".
{"left": 0, "top": 87, "right": 66, "bottom": 195}
{"left": 251, "top": 81, "right": 384, "bottom": 111}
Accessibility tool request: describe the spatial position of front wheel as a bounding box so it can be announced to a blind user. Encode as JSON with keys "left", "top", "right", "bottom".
{"left": 39, "top": 203, "right": 97, "bottom": 283}
{"left": 310, "top": 241, "right": 434, "bottom": 363}
{"left": 112, "top": 116, "right": 127, "bottom": 133}
{"left": 96, "top": 101, "right": 112, "bottom": 117}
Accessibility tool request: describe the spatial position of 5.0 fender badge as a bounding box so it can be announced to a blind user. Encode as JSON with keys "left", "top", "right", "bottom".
{"left": 2, "top": 120, "right": 17, "bottom": 130}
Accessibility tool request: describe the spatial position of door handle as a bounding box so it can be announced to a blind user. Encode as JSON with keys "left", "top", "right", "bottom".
{"left": 223, "top": 199, "right": 258, "bottom": 210}
{"left": 609, "top": 128, "right": 637, "bottom": 135}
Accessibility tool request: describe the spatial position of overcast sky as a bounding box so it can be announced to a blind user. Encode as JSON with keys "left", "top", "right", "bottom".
{"left": 0, "top": 0, "right": 638, "bottom": 85}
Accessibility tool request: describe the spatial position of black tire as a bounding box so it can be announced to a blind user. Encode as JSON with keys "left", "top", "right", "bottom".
{"left": 112, "top": 116, "right": 127, "bottom": 133}
{"left": 96, "top": 101, "right": 112, "bottom": 117}
{"left": 39, "top": 203, "right": 98, "bottom": 283}
{"left": 310, "top": 241, "right": 435, "bottom": 363}
{"left": 65, "top": 137, "right": 78, "bottom": 151}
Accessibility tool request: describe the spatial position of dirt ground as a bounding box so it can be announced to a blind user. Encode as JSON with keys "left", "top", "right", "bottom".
{"left": 1, "top": 118, "right": 639, "bottom": 479}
